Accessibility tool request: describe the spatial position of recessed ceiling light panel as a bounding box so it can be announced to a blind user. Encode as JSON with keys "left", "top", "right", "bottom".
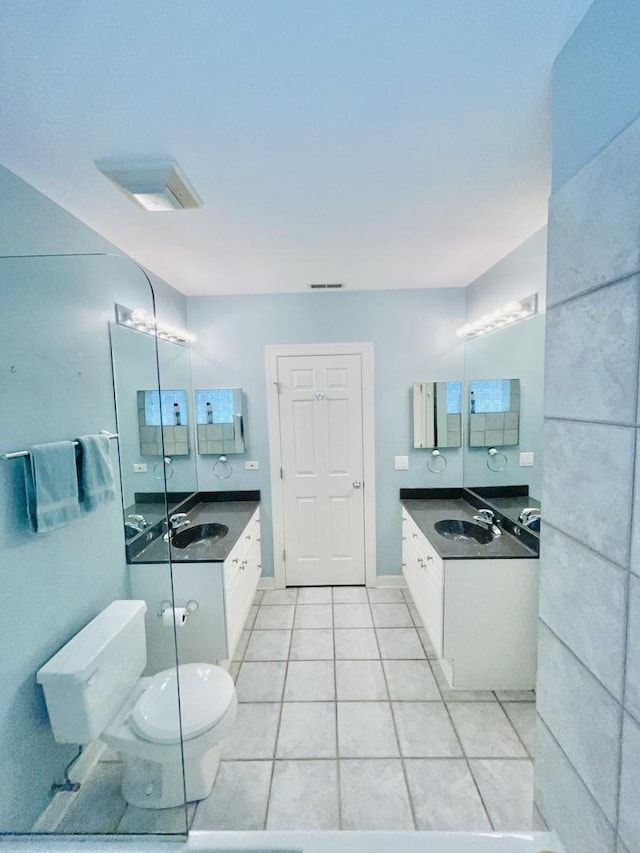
{"left": 95, "top": 159, "right": 202, "bottom": 211}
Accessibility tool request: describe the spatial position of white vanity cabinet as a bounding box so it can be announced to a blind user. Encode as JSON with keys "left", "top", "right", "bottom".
{"left": 402, "top": 507, "right": 538, "bottom": 691}
{"left": 129, "top": 507, "right": 261, "bottom": 674}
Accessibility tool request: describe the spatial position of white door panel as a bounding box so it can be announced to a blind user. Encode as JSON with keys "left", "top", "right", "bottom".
{"left": 277, "top": 353, "right": 365, "bottom": 586}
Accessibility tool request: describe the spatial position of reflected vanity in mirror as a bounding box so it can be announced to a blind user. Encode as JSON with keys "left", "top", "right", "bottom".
{"left": 413, "top": 381, "right": 462, "bottom": 448}
{"left": 195, "top": 388, "right": 245, "bottom": 454}
{"left": 468, "top": 378, "right": 520, "bottom": 447}
{"left": 137, "top": 389, "right": 190, "bottom": 456}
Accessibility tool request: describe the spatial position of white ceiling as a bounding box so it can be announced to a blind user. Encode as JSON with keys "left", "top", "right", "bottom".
{"left": 0, "top": 0, "right": 592, "bottom": 296}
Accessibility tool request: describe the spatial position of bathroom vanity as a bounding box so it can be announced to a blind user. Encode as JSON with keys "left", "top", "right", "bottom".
{"left": 127, "top": 491, "right": 261, "bottom": 673}
{"left": 401, "top": 488, "right": 539, "bottom": 691}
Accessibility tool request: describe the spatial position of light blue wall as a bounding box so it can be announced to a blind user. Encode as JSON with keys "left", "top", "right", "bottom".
{"left": 552, "top": 0, "right": 640, "bottom": 189}
{"left": 188, "top": 288, "right": 466, "bottom": 578}
{"left": 0, "top": 167, "right": 186, "bottom": 830}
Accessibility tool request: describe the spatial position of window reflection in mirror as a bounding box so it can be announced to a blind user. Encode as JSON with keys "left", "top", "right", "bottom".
{"left": 137, "top": 389, "right": 190, "bottom": 456}
{"left": 468, "top": 378, "right": 520, "bottom": 447}
{"left": 195, "top": 388, "right": 245, "bottom": 454}
{"left": 413, "top": 381, "right": 462, "bottom": 449}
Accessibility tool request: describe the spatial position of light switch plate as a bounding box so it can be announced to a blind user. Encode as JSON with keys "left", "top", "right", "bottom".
{"left": 519, "top": 452, "right": 534, "bottom": 467}
{"left": 133, "top": 463, "right": 147, "bottom": 473}
{"left": 245, "top": 460, "right": 259, "bottom": 470}
{"left": 395, "top": 455, "right": 409, "bottom": 470}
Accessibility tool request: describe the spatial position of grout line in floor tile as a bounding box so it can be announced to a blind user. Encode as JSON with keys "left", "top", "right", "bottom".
{"left": 367, "top": 589, "right": 418, "bottom": 830}
{"left": 497, "top": 698, "right": 535, "bottom": 760}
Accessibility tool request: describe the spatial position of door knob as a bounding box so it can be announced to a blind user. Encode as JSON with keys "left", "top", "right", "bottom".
{"left": 353, "top": 481, "right": 362, "bottom": 489}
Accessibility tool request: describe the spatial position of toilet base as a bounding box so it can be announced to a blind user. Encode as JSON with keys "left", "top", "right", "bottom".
{"left": 120, "top": 745, "right": 220, "bottom": 809}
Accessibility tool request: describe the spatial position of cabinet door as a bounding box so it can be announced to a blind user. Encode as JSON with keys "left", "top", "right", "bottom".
{"left": 401, "top": 510, "right": 444, "bottom": 656}
{"left": 224, "top": 509, "right": 262, "bottom": 660}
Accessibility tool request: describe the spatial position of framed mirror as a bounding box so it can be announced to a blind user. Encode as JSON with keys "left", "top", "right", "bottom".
{"left": 195, "top": 387, "right": 245, "bottom": 454}
{"left": 413, "top": 381, "right": 462, "bottom": 448}
{"left": 468, "top": 378, "right": 520, "bottom": 447}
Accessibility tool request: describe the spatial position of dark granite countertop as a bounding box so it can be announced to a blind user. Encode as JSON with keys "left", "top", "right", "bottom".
{"left": 127, "top": 492, "right": 260, "bottom": 564}
{"left": 401, "top": 496, "right": 538, "bottom": 560}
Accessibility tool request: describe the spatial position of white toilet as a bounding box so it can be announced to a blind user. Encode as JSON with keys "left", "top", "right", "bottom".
{"left": 36, "top": 599, "right": 237, "bottom": 809}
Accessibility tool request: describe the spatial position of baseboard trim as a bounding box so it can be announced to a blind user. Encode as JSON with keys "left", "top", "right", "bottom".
{"left": 375, "top": 574, "right": 406, "bottom": 588}
{"left": 31, "top": 740, "right": 106, "bottom": 832}
{"left": 257, "top": 576, "right": 276, "bottom": 590}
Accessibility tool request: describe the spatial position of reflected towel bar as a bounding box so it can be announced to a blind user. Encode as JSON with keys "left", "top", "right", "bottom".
{"left": 1, "top": 431, "right": 119, "bottom": 461}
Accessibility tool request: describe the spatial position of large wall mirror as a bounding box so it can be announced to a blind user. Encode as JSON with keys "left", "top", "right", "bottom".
{"left": 463, "top": 313, "right": 545, "bottom": 522}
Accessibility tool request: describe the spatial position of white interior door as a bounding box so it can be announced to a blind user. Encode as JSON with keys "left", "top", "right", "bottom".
{"left": 276, "top": 352, "right": 365, "bottom": 586}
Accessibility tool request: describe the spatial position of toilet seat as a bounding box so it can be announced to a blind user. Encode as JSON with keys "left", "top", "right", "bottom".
{"left": 130, "top": 663, "right": 235, "bottom": 745}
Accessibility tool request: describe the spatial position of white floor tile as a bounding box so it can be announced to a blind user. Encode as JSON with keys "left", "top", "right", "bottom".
{"left": 191, "top": 761, "right": 271, "bottom": 831}
{"left": 371, "top": 602, "right": 413, "bottom": 627}
{"left": 340, "top": 759, "right": 414, "bottom": 830}
{"left": 289, "top": 628, "right": 334, "bottom": 660}
{"left": 218, "top": 703, "right": 281, "bottom": 759}
{"left": 448, "top": 702, "right": 528, "bottom": 758}
{"left": 118, "top": 802, "right": 195, "bottom": 834}
{"left": 297, "top": 586, "right": 332, "bottom": 604}
{"left": 405, "top": 759, "right": 491, "bottom": 831}
{"left": 333, "top": 586, "right": 368, "bottom": 603}
{"left": 267, "top": 760, "right": 339, "bottom": 829}
{"left": 294, "top": 604, "right": 333, "bottom": 629}
{"left": 232, "top": 630, "right": 250, "bottom": 660}
{"left": 260, "top": 588, "right": 298, "bottom": 605}
{"left": 284, "top": 660, "right": 335, "bottom": 701}
{"left": 276, "top": 702, "right": 336, "bottom": 758}
{"left": 368, "top": 587, "right": 406, "bottom": 603}
{"left": 337, "top": 701, "right": 398, "bottom": 757}
{"left": 244, "top": 630, "right": 291, "bottom": 661}
{"left": 253, "top": 604, "right": 295, "bottom": 630}
{"left": 383, "top": 659, "right": 440, "bottom": 700}
{"left": 393, "top": 701, "right": 462, "bottom": 757}
{"left": 336, "top": 660, "right": 388, "bottom": 700}
{"left": 333, "top": 603, "right": 373, "bottom": 628}
{"left": 57, "top": 763, "right": 126, "bottom": 833}
{"left": 334, "top": 628, "right": 379, "bottom": 659}
{"left": 502, "top": 702, "right": 537, "bottom": 756}
{"left": 376, "top": 627, "right": 425, "bottom": 659}
{"left": 470, "top": 759, "right": 535, "bottom": 830}
{"left": 235, "top": 661, "right": 287, "bottom": 702}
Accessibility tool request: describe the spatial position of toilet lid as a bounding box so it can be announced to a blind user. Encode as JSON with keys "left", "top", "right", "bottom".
{"left": 130, "top": 663, "right": 234, "bottom": 745}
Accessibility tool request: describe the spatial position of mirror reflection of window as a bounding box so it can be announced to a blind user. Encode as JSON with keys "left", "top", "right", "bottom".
{"left": 413, "top": 381, "right": 462, "bottom": 449}
{"left": 195, "top": 388, "right": 245, "bottom": 454}
{"left": 137, "top": 389, "right": 190, "bottom": 455}
{"left": 468, "top": 379, "right": 520, "bottom": 447}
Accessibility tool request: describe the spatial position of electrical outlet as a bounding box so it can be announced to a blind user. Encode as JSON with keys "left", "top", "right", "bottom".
{"left": 133, "top": 463, "right": 148, "bottom": 473}
{"left": 394, "top": 455, "right": 409, "bottom": 470}
{"left": 245, "top": 460, "right": 259, "bottom": 470}
{"left": 519, "top": 452, "right": 534, "bottom": 467}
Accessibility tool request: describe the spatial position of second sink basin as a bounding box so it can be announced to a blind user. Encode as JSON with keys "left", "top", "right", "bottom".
{"left": 172, "top": 522, "right": 229, "bottom": 549}
{"left": 434, "top": 519, "right": 493, "bottom": 545}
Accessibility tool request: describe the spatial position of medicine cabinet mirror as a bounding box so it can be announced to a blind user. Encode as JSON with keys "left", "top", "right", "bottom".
{"left": 468, "top": 378, "right": 520, "bottom": 447}
{"left": 137, "top": 388, "right": 190, "bottom": 456}
{"left": 413, "top": 381, "right": 462, "bottom": 449}
{"left": 195, "top": 387, "right": 245, "bottom": 454}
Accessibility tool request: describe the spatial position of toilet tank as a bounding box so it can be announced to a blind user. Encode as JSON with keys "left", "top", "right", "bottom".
{"left": 37, "top": 600, "right": 148, "bottom": 744}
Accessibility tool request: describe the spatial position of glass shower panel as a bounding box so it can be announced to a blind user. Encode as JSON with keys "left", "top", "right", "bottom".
{"left": 0, "top": 254, "right": 188, "bottom": 837}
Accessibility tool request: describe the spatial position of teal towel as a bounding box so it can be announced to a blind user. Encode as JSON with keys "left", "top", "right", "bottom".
{"left": 26, "top": 441, "right": 81, "bottom": 533}
{"left": 77, "top": 434, "right": 116, "bottom": 510}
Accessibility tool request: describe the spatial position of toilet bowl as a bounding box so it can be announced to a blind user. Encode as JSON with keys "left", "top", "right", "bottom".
{"left": 37, "top": 600, "right": 237, "bottom": 809}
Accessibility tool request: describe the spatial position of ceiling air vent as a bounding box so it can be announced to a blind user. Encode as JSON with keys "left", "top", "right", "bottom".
{"left": 308, "top": 283, "right": 345, "bottom": 290}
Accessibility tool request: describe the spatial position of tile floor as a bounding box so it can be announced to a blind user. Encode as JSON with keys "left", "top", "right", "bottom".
{"left": 55, "top": 585, "right": 536, "bottom": 834}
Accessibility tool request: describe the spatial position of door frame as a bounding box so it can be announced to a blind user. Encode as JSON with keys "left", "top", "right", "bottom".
{"left": 266, "top": 342, "right": 376, "bottom": 589}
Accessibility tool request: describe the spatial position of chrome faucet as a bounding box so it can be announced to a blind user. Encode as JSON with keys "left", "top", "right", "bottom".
{"left": 518, "top": 507, "right": 541, "bottom": 528}
{"left": 472, "top": 508, "right": 502, "bottom": 538}
{"left": 127, "top": 514, "right": 147, "bottom": 532}
{"left": 163, "top": 512, "right": 191, "bottom": 541}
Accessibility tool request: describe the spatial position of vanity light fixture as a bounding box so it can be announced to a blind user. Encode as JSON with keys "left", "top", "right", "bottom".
{"left": 115, "top": 303, "right": 195, "bottom": 346}
{"left": 95, "top": 159, "right": 202, "bottom": 211}
{"left": 456, "top": 293, "right": 538, "bottom": 340}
